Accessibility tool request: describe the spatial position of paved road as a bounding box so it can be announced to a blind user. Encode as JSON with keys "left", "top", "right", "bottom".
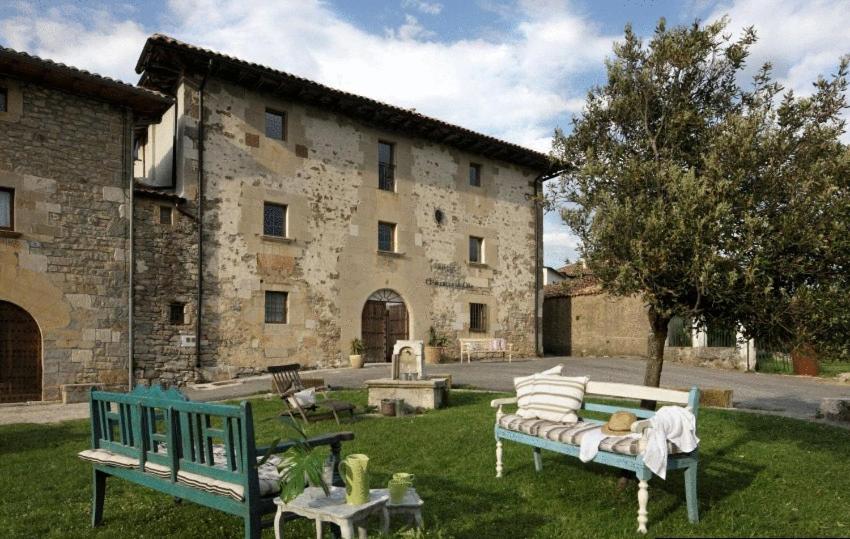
{"left": 185, "top": 356, "right": 849, "bottom": 420}
{"left": 2, "top": 357, "right": 847, "bottom": 424}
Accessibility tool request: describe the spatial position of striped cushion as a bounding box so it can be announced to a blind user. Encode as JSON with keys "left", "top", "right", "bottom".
{"left": 516, "top": 374, "right": 587, "bottom": 423}
{"left": 498, "top": 415, "right": 683, "bottom": 456}
{"left": 78, "top": 449, "right": 139, "bottom": 469}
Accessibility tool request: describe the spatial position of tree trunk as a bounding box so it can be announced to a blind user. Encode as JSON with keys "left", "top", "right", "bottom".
{"left": 641, "top": 308, "right": 671, "bottom": 409}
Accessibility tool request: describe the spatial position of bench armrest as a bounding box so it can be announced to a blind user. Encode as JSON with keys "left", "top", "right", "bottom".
{"left": 491, "top": 397, "right": 517, "bottom": 408}
{"left": 630, "top": 419, "right": 652, "bottom": 435}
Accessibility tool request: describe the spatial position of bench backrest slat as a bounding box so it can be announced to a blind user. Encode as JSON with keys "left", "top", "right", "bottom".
{"left": 585, "top": 381, "right": 690, "bottom": 405}
{"left": 583, "top": 402, "right": 656, "bottom": 419}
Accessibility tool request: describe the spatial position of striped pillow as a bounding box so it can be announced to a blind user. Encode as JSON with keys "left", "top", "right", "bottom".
{"left": 516, "top": 374, "right": 588, "bottom": 423}
{"left": 514, "top": 365, "right": 563, "bottom": 413}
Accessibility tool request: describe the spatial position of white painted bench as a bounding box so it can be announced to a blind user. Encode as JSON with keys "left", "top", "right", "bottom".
{"left": 458, "top": 338, "right": 512, "bottom": 363}
{"left": 492, "top": 381, "right": 700, "bottom": 534}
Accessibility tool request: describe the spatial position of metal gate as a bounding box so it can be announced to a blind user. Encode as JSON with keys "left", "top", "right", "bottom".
{"left": 361, "top": 290, "right": 408, "bottom": 362}
{"left": 0, "top": 301, "right": 42, "bottom": 403}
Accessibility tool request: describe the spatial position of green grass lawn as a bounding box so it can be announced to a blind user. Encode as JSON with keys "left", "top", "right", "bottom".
{"left": 1, "top": 390, "right": 849, "bottom": 538}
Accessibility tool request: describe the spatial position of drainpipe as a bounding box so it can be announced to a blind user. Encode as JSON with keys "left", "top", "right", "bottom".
{"left": 533, "top": 174, "right": 543, "bottom": 357}
{"left": 126, "top": 109, "right": 135, "bottom": 391}
{"left": 195, "top": 61, "right": 212, "bottom": 371}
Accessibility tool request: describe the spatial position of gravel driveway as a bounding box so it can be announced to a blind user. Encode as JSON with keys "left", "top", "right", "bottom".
{"left": 2, "top": 356, "right": 847, "bottom": 425}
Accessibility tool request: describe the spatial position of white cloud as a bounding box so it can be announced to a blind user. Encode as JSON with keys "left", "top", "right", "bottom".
{"left": 402, "top": 0, "right": 443, "bottom": 16}
{"left": 0, "top": 0, "right": 615, "bottom": 151}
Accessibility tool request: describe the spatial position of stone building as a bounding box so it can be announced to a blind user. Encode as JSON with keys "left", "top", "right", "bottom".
{"left": 131, "top": 35, "right": 551, "bottom": 384}
{"left": 0, "top": 47, "right": 171, "bottom": 402}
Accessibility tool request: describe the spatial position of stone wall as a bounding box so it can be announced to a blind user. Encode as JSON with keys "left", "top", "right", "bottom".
{"left": 135, "top": 75, "right": 540, "bottom": 379}
{"left": 0, "top": 77, "right": 131, "bottom": 400}
{"left": 664, "top": 346, "right": 748, "bottom": 371}
{"left": 132, "top": 194, "right": 199, "bottom": 385}
{"left": 543, "top": 293, "right": 649, "bottom": 357}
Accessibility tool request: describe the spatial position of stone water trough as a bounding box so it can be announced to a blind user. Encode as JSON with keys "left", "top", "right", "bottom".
{"left": 365, "top": 340, "right": 449, "bottom": 410}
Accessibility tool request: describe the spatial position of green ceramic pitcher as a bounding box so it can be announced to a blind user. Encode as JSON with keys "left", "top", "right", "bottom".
{"left": 339, "top": 454, "right": 370, "bottom": 505}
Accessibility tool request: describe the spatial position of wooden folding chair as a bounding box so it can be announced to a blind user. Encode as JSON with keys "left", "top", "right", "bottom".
{"left": 269, "top": 364, "right": 356, "bottom": 425}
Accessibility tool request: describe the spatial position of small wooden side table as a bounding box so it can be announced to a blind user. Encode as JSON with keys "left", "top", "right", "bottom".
{"left": 373, "top": 487, "right": 425, "bottom": 532}
{"left": 273, "top": 486, "right": 388, "bottom": 539}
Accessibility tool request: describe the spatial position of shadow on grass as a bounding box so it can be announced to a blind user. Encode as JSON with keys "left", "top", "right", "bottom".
{"left": 0, "top": 421, "right": 88, "bottom": 456}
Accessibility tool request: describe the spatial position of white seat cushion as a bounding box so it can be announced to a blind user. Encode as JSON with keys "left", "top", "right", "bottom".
{"left": 78, "top": 449, "right": 139, "bottom": 469}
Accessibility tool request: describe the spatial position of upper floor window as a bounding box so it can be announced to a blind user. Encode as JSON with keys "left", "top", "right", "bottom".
{"left": 469, "top": 163, "right": 482, "bottom": 187}
{"left": 0, "top": 88, "right": 7, "bottom": 113}
{"left": 263, "top": 202, "right": 287, "bottom": 237}
{"left": 378, "top": 221, "right": 396, "bottom": 252}
{"left": 169, "top": 303, "right": 186, "bottom": 325}
{"left": 378, "top": 141, "right": 395, "bottom": 191}
{"left": 469, "top": 236, "right": 484, "bottom": 263}
{"left": 0, "top": 187, "right": 13, "bottom": 230}
{"left": 265, "top": 291, "right": 288, "bottom": 324}
{"left": 470, "top": 303, "right": 488, "bottom": 332}
{"left": 159, "top": 206, "right": 173, "bottom": 225}
{"left": 265, "top": 109, "right": 286, "bottom": 140}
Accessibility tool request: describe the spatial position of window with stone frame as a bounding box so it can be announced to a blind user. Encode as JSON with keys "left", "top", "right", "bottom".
{"left": 159, "top": 206, "right": 173, "bottom": 225}
{"left": 0, "top": 88, "right": 7, "bottom": 113}
{"left": 265, "top": 109, "right": 286, "bottom": 140}
{"left": 469, "top": 163, "right": 482, "bottom": 187}
{"left": 469, "top": 236, "right": 484, "bottom": 263}
{"left": 378, "top": 141, "right": 395, "bottom": 191}
{"left": 265, "top": 291, "right": 288, "bottom": 324}
{"left": 263, "top": 202, "right": 287, "bottom": 237}
{"left": 0, "top": 187, "right": 13, "bottom": 230}
{"left": 169, "top": 303, "right": 186, "bottom": 325}
{"left": 378, "top": 221, "right": 396, "bottom": 252}
{"left": 470, "top": 303, "right": 488, "bottom": 332}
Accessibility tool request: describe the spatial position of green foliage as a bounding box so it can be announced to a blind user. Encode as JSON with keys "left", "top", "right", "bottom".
{"left": 350, "top": 338, "right": 365, "bottom": 355}
{"left": 275, "top": 417, "right": 330, "bottom": 503}
{"left": 548, "top": 16, "right": 850, "bottom": 374}
{"left": 428, "top": 326, "right": 450, "bottom": 348}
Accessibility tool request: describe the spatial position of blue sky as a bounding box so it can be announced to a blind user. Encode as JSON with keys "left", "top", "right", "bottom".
{"left": 2, "top": 0, "right": 848, "bottom": 268}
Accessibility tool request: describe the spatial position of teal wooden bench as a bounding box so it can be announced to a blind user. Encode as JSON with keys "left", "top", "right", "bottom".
{"left": 79, "top": 385, "right": 354, "bottom": 538}
{"left": 492, "top": 382, "right": 700, "bottom": 534}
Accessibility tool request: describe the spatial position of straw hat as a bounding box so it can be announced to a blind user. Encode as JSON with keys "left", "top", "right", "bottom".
{"left": 601, "top": 411, "right": 637, "bottom": 436}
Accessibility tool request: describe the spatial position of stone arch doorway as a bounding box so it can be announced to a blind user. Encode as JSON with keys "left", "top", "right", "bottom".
{"left": 0, "top": 300, "right": 42, "bottom": 403}
{"left": 361, "top": 289, "right": 409, "bottom": 363}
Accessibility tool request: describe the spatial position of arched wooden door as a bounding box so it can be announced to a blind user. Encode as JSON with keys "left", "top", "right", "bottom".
{"left": 0, "top": 301, "right": 42, "bottom": 403}
{"left": 361, "top": 290, "right": 409, "bottom": 362}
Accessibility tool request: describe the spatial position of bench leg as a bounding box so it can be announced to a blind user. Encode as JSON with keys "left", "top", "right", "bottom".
{"left": 245, "top": 512, "right": 261, "bottom": 539}
{"left": 532, "top": 447, "right": 542, "bottom": 472}
{"left": 636, "top": 475, "right": 650, "bottom": 534}
{"left": 495, "top": 438, "right": 503, "bottom": 478}
{"left": 685, "top": 462, "right": 699, "bottom": 523}
{"left": 92, "top": 468, "right": 107, "bottom": 527}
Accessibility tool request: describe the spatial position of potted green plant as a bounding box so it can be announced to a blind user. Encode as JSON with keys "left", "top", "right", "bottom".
{"left": 425, "top": 326, "right": 450, "bottom": 364}
{"left": 258, "top": 419, "right": 329, "bottom": 503}
{"left": 349, "top": 338, "right": 365, "bottom": 368}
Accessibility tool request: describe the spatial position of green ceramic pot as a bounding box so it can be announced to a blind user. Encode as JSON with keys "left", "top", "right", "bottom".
{"left": 340, "top": 454, "right": 370, "bottom": 505}
{"left": 388, "top": 479, "right": 409, "bottom": 504}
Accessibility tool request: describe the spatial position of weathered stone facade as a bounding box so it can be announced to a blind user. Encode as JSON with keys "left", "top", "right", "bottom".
{"left": 135, "top": 57, "right": 545, "bottom": 381}
{"left": 0, "top": 78, "right": 134, "bottom": 399}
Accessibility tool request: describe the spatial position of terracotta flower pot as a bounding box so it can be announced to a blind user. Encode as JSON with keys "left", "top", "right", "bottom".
{"left": 349, "top": 354, "right": 364, "bottom": 369}
{"left": 424, "top": 346, "right": 442, "bottom": 365}
{"left": 791, "top": 344, "right": 819, "bottom": 376}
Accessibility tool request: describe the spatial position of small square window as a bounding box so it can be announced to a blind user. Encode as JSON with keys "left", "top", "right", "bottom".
{"left": 265, "top": 291, "right": 288, "bottom": 324}
{"left": 0, "top": 187, "right": 13, "bottom": 230}
{"left": 159, "top": 206, "right": 173, "bottom": 225}
{"left": 265, "top": 109, "right": 286, "bottom": 140}
{"left": 378, "top": 221, "right": 396, "bottom": 252}
{"left": 378, "top": 141, "right": 395, "bottom": 191}
{"left": 0, "top": 88, "right": 7, "bottom": 113}
{"left": 469, "top": 163, "right": 481, "bottom": 187}
{"left": 470, "top": 303, "right": 488, "bottom": 332}
{"left": 169, "top": 303, "right": 185, "bottom": 325}
{"left": 469, "top": 236, "right": 484, "bottom": 263}
{"left": 263, "top": 202, "right": 287, "bottom": 237}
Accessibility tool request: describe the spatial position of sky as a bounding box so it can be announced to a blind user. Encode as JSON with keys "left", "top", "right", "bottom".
{"left": 1, "top": 0, "right": 848, "bottom": 268}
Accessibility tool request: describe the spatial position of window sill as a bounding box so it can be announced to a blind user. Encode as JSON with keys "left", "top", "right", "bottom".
{"left": 0, "top": 230, "right": 22, "bottom": 239}
{"left": 468, "top": 262, "right": 489, "bottom": 268}
{"left": 377, "top": 250, "right": 405, "bottom": 258}
{"left": 261, "top": 235, "right": 296, "bottom": 244}
{"left": 376, "top": 188, "right": 398, "bottom": 194}
{"left": 264, "top": 321, "right": 289, "bottom": 325}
